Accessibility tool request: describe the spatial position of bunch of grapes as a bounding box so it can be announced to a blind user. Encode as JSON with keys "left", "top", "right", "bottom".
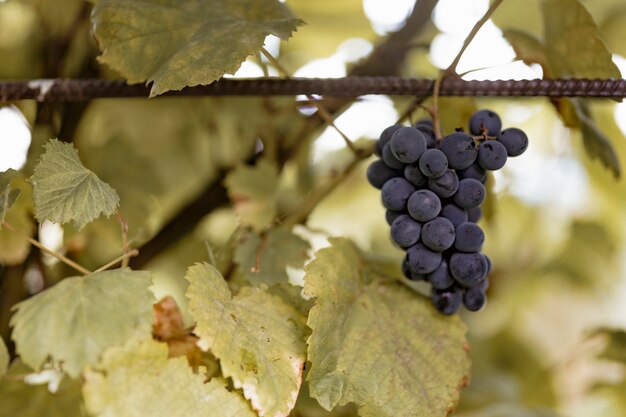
{"left": 367, "top": 110, "right": 528, "bottom": 315}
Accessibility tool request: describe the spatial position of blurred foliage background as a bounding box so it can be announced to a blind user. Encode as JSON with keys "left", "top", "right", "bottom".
{"left": 1, "top": 0, "right": 626, "bottom": 416}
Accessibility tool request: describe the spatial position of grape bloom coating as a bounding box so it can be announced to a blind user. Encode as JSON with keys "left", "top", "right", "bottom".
{"left": 367, "top": 110, "right": 528, "bottom": 315}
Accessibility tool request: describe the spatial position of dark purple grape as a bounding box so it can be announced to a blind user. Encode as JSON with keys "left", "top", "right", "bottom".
{"left": 426, "top": 260, "right": 455, "bottom": 290}
{"left": 477, "top": 140, "right": 508, "bottom": 171}
{"left": 402, "top": 257, "right": 412, "bottom": 279}
{"left": 431, "top": 286, "right": 462, "bottom": 315}
{"left": 390, "top": 127, "right": 427, "bottom": 164}
{"left": 498, "top": 127, "right": 528, "bottom": 157}
{"left": 407, "top": 189, "right": 441, "bottom": 222}
{"left": 404, "top": 164, "right": 428, "bottom": 187}
{"left": 414, "top": 122, "right": 438, "bottom": 149}
{"left": 458, "top": 163, "right": 486, "bottom": 183}
{"left": 419, "top": 148, "right": 448, "bottom": 178}
{"left": 375, "top": 124, "right": 402, "bottom": 156}
{"left": 453, "top": 178, "right": 486, "bottom": 209}
{"left": 428, "top": 169, "right": 459, "bottom": 198}
{"left": 414, "top": 118, "right": 433, "bottom": 128}
{"left": 449, "top": 252, "right": 488, "bottom": 287}
{"left": 463, "top": 285, "right": 487, "bottom": 311}
{"left": 467, "top": 206, "right": 483, "bottom": 223}
{"left": 385, "top": 209, "right": 405, "bottom": 225}
{"left": 441, "top": 203, "right": 468, "bottom": 227}
{"left": 382, "top": 142, "right": 405, "bottom": 169}
{"left": 390, "top": 215, "right": 421, "bottom": 248}
{"left": 439, "top": 132, "right": 477, "bottom": 170}
{"left": 484, "top": 256, "right": 492, "bottom": 275}
{"left": 381, "top": 178, "right": 415, "bottom": 211}
{"left": 366, "top": 160, "right": 401, "bottom": 189}
{"left": 421, "top": 217, "right": 455, "bottom": 252}
{"left": 454, "top": 222, "right": 485, "bottom": 252}
{"left": 469, "top": 109, "right": 502, "bottom": 136}
{"left": 406, "top": 243, "right": 442, "bottom": 274}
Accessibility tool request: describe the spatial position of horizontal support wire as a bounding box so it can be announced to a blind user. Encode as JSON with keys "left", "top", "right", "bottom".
{"left": 1, "top": 77, "right": 626, "bottom": 102}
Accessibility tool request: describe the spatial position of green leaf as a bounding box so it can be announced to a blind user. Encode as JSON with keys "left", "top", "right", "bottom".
{"left": 592, "top": 328, "right": 626, "bottom": 364}
{"left": 225, "top": 159, "right": 280, "bottom": 231}
{"left": 0, "top": 169, "right": 21, "bottom": 223}
{"left": 0, "top": 338, "right": 8, "bottom": 377}
{"left": 0, "top": 361, "right": 86, "bottom": 417}
{"left": 91, "top": 0, "right": 303, "bottom": 97}
{"left": 83, "top": 338, "right": 256, "bottom": 417}
{"left": 0, "top": 177, "right": 35, "bottom": 265}
{"left": 185, "top": 262, "right": 307, "bottom": 417}
{"left": 10, "top": 269, "right": 154, "bottom": 378}
{"left": 303, "top": 238, "right": 470, "bottom": 417}
{"left": 542, "top": 0, "right": 621, "bottom": 78}
{"left": 30, "top": 139, "right": 120, "bottom": 229}
{"left": 502, "top": 30, "right": 549, "bottom": 74}
{"left": 234, "top": 227, "right": 310, "bottom": 286}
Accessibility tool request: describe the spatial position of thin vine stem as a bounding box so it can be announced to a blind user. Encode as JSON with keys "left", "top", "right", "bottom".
{"left": 92, "top": 249, "right": 139, "bottom": 274}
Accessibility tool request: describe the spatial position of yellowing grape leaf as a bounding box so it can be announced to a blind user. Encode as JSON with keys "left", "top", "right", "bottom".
{"left": 0, "top": 338, "right": 8, "bottom": 376}
{"left": 0, "top": 168, "right": 20, "bottom": 222}
{"left": 225, "top": 159, "right": 280, "bottom": 231}
{"left": 0, "top": 361, "right": 86, "bottom": 417}
{"left": 502, "top": 29, "right": 549, "bottom": 75}
{"left": 10, "top": 269, "right": 154, "bottom": 377}
{"left": 304, "top": 238, "right": 470, "bottom": 417}
{"left": 234, "top": 227, "right": 310, "bottom": 286}
{"left": 83, "top": 338, "right": 256, "bottom": 417}
{"left": 91, "top": 0, "right": 303, "bottom": 97}
{"left": 30, "top": 139, "right": 120, "bottom": 229}
{"left": 542, "top": 0, "right": 621, "bottom": 78}
{"left": 185, "top": 262, "right": 307, "bottom": 417}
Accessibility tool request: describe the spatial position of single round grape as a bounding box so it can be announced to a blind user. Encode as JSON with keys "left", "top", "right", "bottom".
{"left": 498, "top": 127, "right": 528, "bottom": 157}
{"left": 441, "top": 203, "right": 468, "bottom": 227}
{"left": 414, "top": 118, "right": 433, "bottom": 128}
{"left": 366, "top": 160, "right": 400, "bottom": 189}
{"left": 385, "top": 209, "right": 405, "bottom": 226}
{"left": 467, "top": 206, "right": 483, "bottom": 223}
{"left": 453, "top": 178, "right": 486, "bottom": 209}
{"left": 484, "top": 255, "right": 492, "bottom": 275}
{"left": 381, "top": 177, "right": 415, "bottom": 211}
{"left": 404, "top": 164, "right": 428, "bottom": 187}
{"left": 477, "top": 140, "right": 508, "bottom": 171}
{"left": 414, "top": 121, "right": 438, "bottom": 149}
{"left": 390, "top": 127, "right": 427, "bottom": 164}
{"left": 454, "top": 222, "right": 485, "bottom": 252}
{"left": 458, "top": 163, "right": 486, "bottom": 183}
{"left": 426, "top": 259, "right": 455, "bottom": 290}
{"left": 421, "top": 217, "right": 455, "bottom": 252}
{"left": 450, "top": 252, "right": 488, "bottom": 287}
{"left": 428, "top": 169, "right": 459, "bottom": 198}
{"left": 439, "top": 132, "right": 478, "bottom": 170}
{"left": 469, "top": 109, "right": 502, "bottom": 136}
{"left": 382, "top": 142, "right": 405, "bottom": 169}
{"left": 375, "top": 124, "right": 402, "bottom": 156}
{"left": 431, "top": 286, "right": 462, "bottom": 315}
{"left": 406, "top": 243, "right": 442, "bottom": 274}
{"left": 419, "top": 148, "right": 448, "bottom": 178}
{"left": 407, "top": 189, "right": 441, "bottom": 222}
{"left": 391, "top": 215, "right": 422, "bottom": 248}
{"left": 463, "top": 286, "right": 486, "bottom": 311}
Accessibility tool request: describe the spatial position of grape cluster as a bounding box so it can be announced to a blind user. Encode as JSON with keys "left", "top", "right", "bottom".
{"left": 367, "top": 110, "right": 528, "bottom": 315}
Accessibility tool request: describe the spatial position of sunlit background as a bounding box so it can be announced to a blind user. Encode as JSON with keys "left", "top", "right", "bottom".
{"left": 2, "top": 0, "right": 626, "bottom": 415}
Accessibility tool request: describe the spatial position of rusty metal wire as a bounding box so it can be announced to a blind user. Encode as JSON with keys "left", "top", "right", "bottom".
{"left": 1, "top": 77, "right": 625, "bottom": 102}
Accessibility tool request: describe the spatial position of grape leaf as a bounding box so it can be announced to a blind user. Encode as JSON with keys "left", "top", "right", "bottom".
{"left": 0, "top": 338, "right": 8, "bottom": 377}
{"left": 0, "top": 176, "right": 34, "bottom": 265}
{"left": 542, "top": 0, "right": 621, "bottom": 79}
{"left": 234, "top": 227, "right": 310, "bottom": 286}
{"left": 30, "top": 139, "right": 120, "bottom": 229}
{"left": 304, "top": 238, "right": 470, "bottom": 417}
{"left": 0, "top": 361, "right": 86, "bottom": 417}
{"left": 83, "top": 338, "right": 256, "bottom": 417}
{"left": 185, "top": 262, "right": 307, "bottom": 417}
{"left": 225, "top": 159, "right": 280, "bottom": 231}
{"left": 0, "top": 168, "right": 21, "bottom": 223}
{"left": 10, "top": 269, "right": 154, "bottom": 377}
{"left": 91, "top": 0, "right": 303, "bottom": 97}
{"left": 502, "top": 29, "right": 549, "bottom": 75}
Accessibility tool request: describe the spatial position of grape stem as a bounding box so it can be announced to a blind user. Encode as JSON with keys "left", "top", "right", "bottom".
{"left": 115, "top": 210, "right": 131, "bottom": 268}
{"left": 1, "top": 220, "right": 92, "bottom": 276}
{"left": 93, "top": 250, "right": 140, "bottom": 273}
{"left": 260, "top": 47, "right": 360, "bottom": 157}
